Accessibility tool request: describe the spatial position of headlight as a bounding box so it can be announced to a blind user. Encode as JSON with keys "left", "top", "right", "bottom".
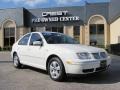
{"left": 77, "top": 52, "right": 92, "bottom": 59}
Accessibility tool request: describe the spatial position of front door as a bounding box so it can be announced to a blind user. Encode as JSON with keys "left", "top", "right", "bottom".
{"left": 27, "top": 33, "right": 46, "bottom": 69}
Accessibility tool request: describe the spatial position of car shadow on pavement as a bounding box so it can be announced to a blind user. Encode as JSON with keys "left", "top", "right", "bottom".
{"left": 10, "top": 55, "right": 120, "bottom": 84}
{"left": 0, "top": 61, "right": 12, "bottom": 63}
{"left": 66, "top": 70, "right": 113, "bottom": 84}
{"left": 21, "top": 65, "right": 48, "bottom": 75}
{"left": 23, "top": 60, "right": 120, "bottom": 84}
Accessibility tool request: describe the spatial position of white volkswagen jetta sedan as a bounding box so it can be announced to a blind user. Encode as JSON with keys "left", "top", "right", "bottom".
{"left": 11, "top": 32, "right": 111, "bottom": 81}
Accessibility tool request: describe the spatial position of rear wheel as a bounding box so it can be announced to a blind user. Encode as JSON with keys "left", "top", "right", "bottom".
{"left": 48, "top": 57, "right": 66, "bottom": 81}
{"left": 13, "top": 53, "right": 22, "bottom": 68}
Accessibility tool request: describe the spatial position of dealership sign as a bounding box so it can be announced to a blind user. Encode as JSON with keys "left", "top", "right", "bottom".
{"left": 32, "top": 11, "right": 80, "bottom": 23}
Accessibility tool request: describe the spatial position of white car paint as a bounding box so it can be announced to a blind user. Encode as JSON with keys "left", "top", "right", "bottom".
{"left": 11, "top": 32, "right": 111, "bottom": 75}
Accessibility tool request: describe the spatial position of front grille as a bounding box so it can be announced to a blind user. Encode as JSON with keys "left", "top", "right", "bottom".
{"left": 83, "top": 68, "right": 94, "bottom": 73}
{"left": 100, "top": 52, "right": 107, "bottom": 58}
{"left": 92, "top": 52, "right": 107, "bottom": 59}
{"left": 92, "top": 53, "right": 101, "bottom": 59}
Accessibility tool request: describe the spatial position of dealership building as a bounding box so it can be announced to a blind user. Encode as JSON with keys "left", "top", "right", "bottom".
{"left": 0, "top": 0, "right": 119, "bottom": 48}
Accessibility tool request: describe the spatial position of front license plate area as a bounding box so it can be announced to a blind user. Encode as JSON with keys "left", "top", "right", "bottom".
{"left": 100, "top": 60, "right": 107, "bottom": 67}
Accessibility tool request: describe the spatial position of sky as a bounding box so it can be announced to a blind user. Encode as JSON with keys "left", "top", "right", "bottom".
{"left": 0, "top": 0, "right": 110, "bottom": 9}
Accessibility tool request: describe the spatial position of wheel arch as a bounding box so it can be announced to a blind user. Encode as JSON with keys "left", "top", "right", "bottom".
{"left": 13, "top": 51, "right": 17, "bottom": 56}
{"left": 12, "top": 51, "right": 18, "bottom": 59}
{"left": 46, "top": 54, "right": 65, "bottom": 72}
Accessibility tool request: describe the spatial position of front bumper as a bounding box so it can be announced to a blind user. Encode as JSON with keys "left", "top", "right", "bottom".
{"left": 65, "top": 58, "right": 111, "bottom": 74}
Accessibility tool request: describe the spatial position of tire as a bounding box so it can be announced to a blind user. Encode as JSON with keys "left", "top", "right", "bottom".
{"left": 13, "top": 53, "right": 22, "bottom": 68}
{"left": 48, "top": 57, "right": 66, "bottom": 81}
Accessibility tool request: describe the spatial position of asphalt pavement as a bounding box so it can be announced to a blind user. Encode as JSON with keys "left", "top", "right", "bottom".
{"left": 0, "top": 52, "right": 120, "bottom": 90}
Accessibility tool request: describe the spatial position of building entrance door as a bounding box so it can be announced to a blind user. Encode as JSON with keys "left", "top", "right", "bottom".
{"left": 4, "top": 27, "right": 15, "bottom": 47}
{"left": 90, "top": 24, "right": 104, "bottom": 46}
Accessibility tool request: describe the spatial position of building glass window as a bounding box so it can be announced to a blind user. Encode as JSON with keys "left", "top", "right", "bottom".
{"left": 46, "top": 27, "right": 51, "bottom": 31}
{"left": 46, "top": 27, "right": 63, "bottom": 33}
{"left": 58, "top": 27, "right": 63, "bottom": 33}
{"left": 4, "top": 27, "right": 15, "bottom": 47}
{"left": 90, "top": 24, "right": 104, "bottom": 46}
{"left": 90, "top": 24, "right": 96, "bottom": 34}
{"left": 97, "top": 24, "right": 104, "bottom": 34}
{"left": 52, "top": 27, "right": 57, "bottom": 32}
{"left": 31, "top": 27, "right": 36, "bottom": 32}
{"left": 73, "top": 26, "right": 80, "bottom": 43}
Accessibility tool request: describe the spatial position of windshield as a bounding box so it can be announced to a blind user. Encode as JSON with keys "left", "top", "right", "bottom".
{"left": 42, "top": 32, "right": 79, "bottom": 44}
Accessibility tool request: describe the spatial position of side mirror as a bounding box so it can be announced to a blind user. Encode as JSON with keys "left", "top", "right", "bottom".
{"left": 33, "top": 41, "right": 43, "bottom": 46}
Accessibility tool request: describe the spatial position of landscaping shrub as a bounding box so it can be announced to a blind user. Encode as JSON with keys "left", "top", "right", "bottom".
{"left": 0, "top": 47, "right": 1, "bottom": 51}
{"left": 109, "top": 43, "right": 120, "bottom": 55}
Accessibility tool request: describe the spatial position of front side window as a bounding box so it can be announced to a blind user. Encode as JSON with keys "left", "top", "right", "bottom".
{"left": 42, "top": 32, "right": 79, "bottom": 44}
{"left": 29, "top": 33, "right": 42, "bottom": 45}
{"left": 18, "top": 34, "right": 30, "bottom": 45}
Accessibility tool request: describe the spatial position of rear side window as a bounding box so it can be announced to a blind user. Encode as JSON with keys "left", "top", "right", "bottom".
{"left": 29, "top": 33, "right": 42, "bottom": 45}
{"left": 18, "top": 34, "right": 31, "bottom": 45}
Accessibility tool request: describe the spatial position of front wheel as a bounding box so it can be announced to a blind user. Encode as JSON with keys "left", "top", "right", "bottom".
{"left": 48, "top": 57, "right": 66, "bottom": 81}
{"left": 13, "top": 54, "right": 22, "bottom": 68}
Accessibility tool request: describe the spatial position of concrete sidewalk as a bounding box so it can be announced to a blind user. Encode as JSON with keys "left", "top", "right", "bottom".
{"left": 0, "top": 51, "right": 11, "bottom": 61}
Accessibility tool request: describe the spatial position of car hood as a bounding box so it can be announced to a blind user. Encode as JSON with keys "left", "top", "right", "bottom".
{"left": 50, "top": 44, "right": 105, "bottom": 53}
